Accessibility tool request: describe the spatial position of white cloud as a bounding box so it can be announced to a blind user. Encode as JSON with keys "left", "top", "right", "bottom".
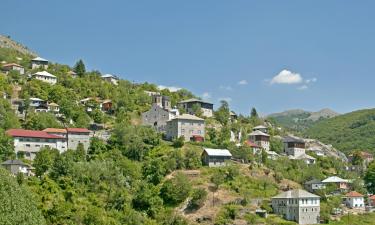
{"left": 305, "top": 78, "right": 317, "bottom": 84}
{"left": 202, "top": 92, "right": 211, "bottom": 100}
{"left": 270, "top": 69, "right": 303, "bottom": 85}
{"left": 218, "top": 97, "right": 232, "bottom": 102}
{"left": 219, "top": 85, "right": 232, "bottom": 91}
{"left": 157, "top": 85, "right": 181, "bottom": 92}
{"left": 297, "top": 85, "right": 308, "bottom": 90}
{"left": 238, "top": 80, "right": 248, "bottom": 85}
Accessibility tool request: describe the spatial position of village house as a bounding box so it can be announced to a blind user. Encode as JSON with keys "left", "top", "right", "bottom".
{"left": 284, "top": 136, "right": 316, "bottom": 164}
{"left": 29, "top": 97, "right": 48, "bottom": 112}
{"left": 2, "top": 63, "right": 25, "bottom": 75}
{"left": 142, "top": 95, "right": 179, "bottom": 132}
{"left": 44, "top": 128, "right": 91, "bottom": 151}
{"left": 31, "top": 57, "right": 48, "bottom": 69}
{"left": 344, "top": 191, "right": 365, "bottom": 209}
{"left": 166, "top": 114, "right": 205, "bottom": 141}
{"left": 6, "top": 129, "right": 67, "bottom": 160}
{"left": 230, "top": 111, "right": 238, "bottom": 121}
{"left": 101, "top": 74, "right": 119, "bottom": 85}
{"left": 304, "top": 179, "right": 326, "bottom": 193}
{"left": 248, "top": 130, "right": 270, "bottom": 151}
{"left": 144, "top": 91, "right": 160, "bottom": 96}
{"left": 48, "top": 102, "right": 60, "bottom": 113}
{"left": 244, "top": 140, "right": 262, "bottom": 154}
{"left": 253, "top": 125, "right": 269, "bottom": 134}
{"left": 321, "top": 176, "right": 350, "bottom": 191}
{"left": 1, "top": 159, "right": 32, "bottom": 176}
{"left": 67, "top": 71, "right": 77, "bottom": 78}
{"left": 271, "top": 189, "right": 320, "bottom": 225}
{"left": 368, "top": 195, "right": 375, "bottom": 207}
{"left": 201, "top": 148, "right": 232, "bottom": 167}
{"left": 32, "top": 71, "right": 57, "bottom": 85}
{"left": 178, "top": 98, "right": 214, "bottom": 118}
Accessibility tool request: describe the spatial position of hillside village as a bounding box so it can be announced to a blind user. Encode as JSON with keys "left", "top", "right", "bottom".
{"left": 2, "top": 35, "right": 375, "bottom": 225}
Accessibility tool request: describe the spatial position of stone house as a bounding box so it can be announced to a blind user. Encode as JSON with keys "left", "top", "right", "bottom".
{"left": 178, "top": 98, "right": 214, "bottom": 117}
{"left": 248, "top": 130, "right": 270, "bottom": 151}
{"left": 1, "top": 159, "right": 32, "bottom": 176}
{"left": 32, "top": 71, "right": 57, "bottom": 85}
{"left": 253, "top": 125, "right": 269, "bottom": 134}
{"left": 166, "top": 114, "right": 205, "bottom": 141}
{"left": 284, "top": 136, "right": 316, "bottom": 164}
{"left": 304, "top": 179, "right": 326, "bottom": 193}
{"left": 2, "top": 63, "right": 25, "bottom": 75}
{"left": 44, "top": 128, "right": 91, "bottom": 151}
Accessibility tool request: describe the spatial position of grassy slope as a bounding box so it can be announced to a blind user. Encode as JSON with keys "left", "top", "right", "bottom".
{"left": 305, "top": 108, "right": 375, "bottom": 154}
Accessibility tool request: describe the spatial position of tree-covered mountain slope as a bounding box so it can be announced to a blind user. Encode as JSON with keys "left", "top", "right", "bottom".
{"left": 304, "top": 108, "right": 375, "bottom": 154}
{"left": 268, "top": 108, "right": 339, "bottom": 132}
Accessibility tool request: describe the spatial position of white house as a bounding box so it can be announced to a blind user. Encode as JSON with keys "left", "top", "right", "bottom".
{"left": 166, "top": 114, "right": 205, "bottom": 142}
{"left": 101, "top": 74, "right": 119, "bottom": 85}
{"left": 321, "top": 176, "right": 350, "bottom": 191}
{"left": 31, "top": 57, "right": 48, "bottom": 69}
{"left": 32, "top": 71, "right": 57, "bottom": 85}
{"left": 344, "top": 191, "right": 365, "bottom": 209}
{"left": 201, "top": 148, "right": 232, "bottom": 167}
{"left": 271, "top": 189, "right": 320, "bottom": 225}
{"left": 248, "top": 130, "right": 270, "bottom": 151}
{"left": 29, "top": 97, "right": 48, "bottom": 112}
{"left": 6, "top": 129, "right": 67, "bottom": 160}
{"left": 178, "top": 98, "right": 214, "bottom": 117}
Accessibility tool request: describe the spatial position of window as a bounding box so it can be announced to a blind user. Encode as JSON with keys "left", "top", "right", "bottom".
{"left": 25, "top": 144, "right": 30, "bottom": 147}
{"left": 181, "top": 129, "right": 185, "bottom": 133}
{"left": 35, "top": 145, "right": 40, "bottom": 147}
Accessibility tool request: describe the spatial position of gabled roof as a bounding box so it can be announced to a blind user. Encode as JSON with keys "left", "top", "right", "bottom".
{"left": 283, "top": 136, "right": 305, "bottom": 143}
{"left": 249, "top": 130, "right": 270, "bottom": 137}
{"left": 48, "top": 102, "right": 59, "bottom": 106}
{"left": 203, "top": 148, "right": 232, "bottom": 157}
{"left": 32, "top": 57, "right": 48, "bottom": 62}
{"left": 179, "top": 98, "right": 213, "bottom": 105}
{"left": 1, "top": 159, "right": 28, "bottom": 166}
{"left": 29, "top": 97, "right": 45, "bottom": 101}
{"left": 345, "top": 191, "right": 364, "bottom": 197}
{"left": 321, "top": 176, "right": 348, "bottom": 183}
{"left": 173, "top": 114, "right": 204, "bottom": 121}
{"left": 101, "top": 74, "right": 119, "bottom": 79}
{"left": 43, "top": 128, "right": 67, "bottom": 133}
{"left": 244, "top": 140, "right": 260, "bottom": 148}
{"left": 2, "top": 63, "right": 23, "bottom": 68}
{"left": 6, "top": 129, "right": 64, "bottom": 139}
{"left": 294, "top": 153, "right": 316, "bottom": 160}
{"left": 33, "top": 71, "right": 56, "bottom": 78}
{"left": 272, "top": 189, "right": 319, "bottom": 199}
{"left": 66, "top": 128, "right": 90, "bottom": 133}
{"left": 305, "top": 179, "right": 322, "bottom": 185}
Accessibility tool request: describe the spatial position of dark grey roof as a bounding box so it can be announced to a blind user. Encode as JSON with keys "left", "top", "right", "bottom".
{"left": 1, "top": 159, "right": 27, "bottom": 166}
{"left": 304, "top": 179, "right": 322, "bottom": 185}
{"left": 272, "top": 189, "right": 319, "bottom": 199}
{"left": 283, "top": 136, "right": 305, "bottom": 143}
{"left": 178, "top": 98, "right": 213, "bottom": 105}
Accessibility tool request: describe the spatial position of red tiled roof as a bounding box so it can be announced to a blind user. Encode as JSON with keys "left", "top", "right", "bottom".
{"left": 43, "top": 128, "right": 67, "bottom": 133}
{"left": 244, "top": 140, "right": 260, "bottom": 148}
{"left": 66, "top": 128, "right": 90, "bottom": 133}
{"left": 345, "top": 191, "right": 364, "bottom": 197}
{"left": 6, "top": 129, "right": 64, "bottom": 139}
{"left": 369, "top": 195, "right": 375, "bottom": 200}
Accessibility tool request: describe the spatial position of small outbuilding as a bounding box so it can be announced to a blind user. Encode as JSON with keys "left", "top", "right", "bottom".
{"left": 201, "top": 148, "right": 232, "bottom": 167}
{"left": 1, "top": 159, "right": 31, "bottom": 176}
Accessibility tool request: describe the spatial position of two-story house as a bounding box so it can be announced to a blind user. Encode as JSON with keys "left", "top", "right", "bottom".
{"left": 101, "top": 74, "right": 119, "bottom": 85}
{"left": 248, "top": 130, "right": 270, "bottom": 151}
{"left": 2, "top": 63, "right": 25, "bottom": 75}
{"left": 271, "top": 189, "right": 320, "bottom": 225}
{"left": 166, "top": 114, "right": 205, "bottom": 141}
{"left": 32, "top": 71, "right": 57, "bottom": 85}
{"left": 344, "top": 191, "right": 365, "bottom": 209}
{"left": 178, "top": 98, "right": 214, "bottom": 118}
{"left": 6, "top": 129, "right": 67, "bottom": 160}
{"left": 31, "top": 57, "right": 48, "bottom": 69}
{"left": 44, "top": 128, "right": 91, "bottom": 151}
{"left": 283, "top": 136, "right": 316, "bottom": 164}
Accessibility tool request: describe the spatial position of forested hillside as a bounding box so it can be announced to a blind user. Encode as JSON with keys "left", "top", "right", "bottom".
{"left": 305, "top": 108, "right": 375, "bottom": 154}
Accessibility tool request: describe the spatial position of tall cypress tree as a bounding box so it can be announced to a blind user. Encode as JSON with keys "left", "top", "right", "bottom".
{"left": 74, "top": 59, "right": 86, "bottom": 77}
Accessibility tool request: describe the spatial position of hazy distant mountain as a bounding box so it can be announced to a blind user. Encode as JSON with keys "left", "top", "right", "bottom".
{"left": 267, "top": 108, "right": 340, "bottom": 131}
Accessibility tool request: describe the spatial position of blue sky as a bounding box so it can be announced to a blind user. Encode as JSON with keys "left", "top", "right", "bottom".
{"left": 1, "top": 1, "right": 375, "bottom": 115}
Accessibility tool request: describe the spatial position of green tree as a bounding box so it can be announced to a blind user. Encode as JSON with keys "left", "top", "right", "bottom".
{"left": 0, "top": 129, "right": 15, "bottom": 161}
{"left": 365, "top": 162, "right": 375, "bottom": 193}
{"left": 160, "top": 172, "right": 192, "bottom": 206}
{"left": 191, "top": 103, "right": 203, "bottom": 117}
{"left": 24, "top": 112, "right": 62, "bottom": 130}
{"left": 87, "top": 137, "right": 107, "bottom": 160}
{"left": 33, "top": 146, "right": 59, "bottom": 176}
{"left": 215, "top": 100, "right": 230, "bottom": 126}
{"left": 250, "top": 107, "right": 258, "bottom": 118}
{"left": 188, "top": 188, "right": 207, "bottom": 210}
{"left": 0, "top": 168, "right": 46, "bottom": 225}
{"left": 74, "top": 59, "right": 86, "bottom": 77}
